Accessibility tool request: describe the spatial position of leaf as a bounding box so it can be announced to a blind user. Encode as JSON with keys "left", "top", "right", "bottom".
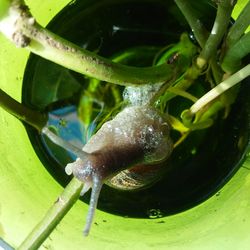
{"left": 168, "top": 115, "right": 189, "bottom": 133}
{"left": 30, "top": 59, "right": 82, "bottom": 108}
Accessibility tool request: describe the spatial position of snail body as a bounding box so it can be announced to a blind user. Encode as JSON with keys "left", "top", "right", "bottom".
{"left": 42, "top": 104, "right": 173, "bottom": 235}
{"left": 71, "top": 105, "right": 173, "bottom": 189}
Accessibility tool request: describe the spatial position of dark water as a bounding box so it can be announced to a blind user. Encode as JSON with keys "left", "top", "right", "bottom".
{"left": 22, "top": 0, "right": 250, "bottom": 218}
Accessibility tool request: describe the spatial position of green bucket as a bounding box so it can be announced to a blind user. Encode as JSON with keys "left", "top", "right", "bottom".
{"left": 0, "top": 0, "right": 250, "bottom": 249}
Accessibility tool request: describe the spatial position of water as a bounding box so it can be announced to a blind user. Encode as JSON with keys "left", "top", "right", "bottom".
{"left": 22, "top": 0, "right": 250, "bottom": 218}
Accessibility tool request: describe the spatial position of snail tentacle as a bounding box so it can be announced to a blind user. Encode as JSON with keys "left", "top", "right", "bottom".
{"left": 80, "top": 182, "right": 92, "bottom": 196}
{"left": 41, "top": 126, "right": 90, "bottom": 160}
{"left": 83, "top": 175, "right": 103, "bottom": 236}
{"left": 64, "top": 156, "right": 104, "bottom": 236}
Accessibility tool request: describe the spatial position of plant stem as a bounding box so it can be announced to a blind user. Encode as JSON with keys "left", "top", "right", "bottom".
{"left": 0, "top": 0, "right": 191, "bottom": 86}
{"left": 18, "top": 177, "right": 83, "bottom": 250}
{"left": 197, "top": 0, "right": 236, "bottom": 69}
{"left": 0, "top": 88, "right": 47, "bottom": 131}
{"left": 222, "top": 31, "right": 250, "bottom": 73}
{"left": 189, "top": 64, "right": 250, "bottom": 114}
{"left": 174, "top": 0, "right": 223, "bottom": 83}
{"left": 226, "top": 0, "right": 250, "bottom": 47}
{"left": 156, "top": 64, "right": 201, "bottom": 106}
{"left": 210, "top": 55, "right": 224, "bottom": 83}
{"left": 174, "top": 0, "right": 208, "bottom": 48}
{"left": 167, "top": 87, "right": 198, "bottom": 102}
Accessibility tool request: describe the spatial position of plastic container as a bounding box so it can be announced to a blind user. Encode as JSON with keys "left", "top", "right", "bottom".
{"left": 0, "top": 0, "right": 250, "bottom": 249}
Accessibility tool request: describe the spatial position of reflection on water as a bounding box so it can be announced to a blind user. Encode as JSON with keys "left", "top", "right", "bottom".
{"left": 42, "top": 104, "right": 102, "bottom": 162}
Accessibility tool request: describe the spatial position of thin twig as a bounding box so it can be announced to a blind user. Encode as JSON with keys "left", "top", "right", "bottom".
{"left": 0, "top": 88, "right": 47, "bottom": 131}
{"left": 197, "top": 0, "right": 236, "bottom": 69}
{"left": 190, "top": 64, "right": 250, "bottom": 114}
{"left": 18, "top": 178, "right": 83, "bottom": 250}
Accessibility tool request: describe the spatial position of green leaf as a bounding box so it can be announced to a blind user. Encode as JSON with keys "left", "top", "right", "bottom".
{"left": 168, "top": 115, "right": 189, "bottom": 133}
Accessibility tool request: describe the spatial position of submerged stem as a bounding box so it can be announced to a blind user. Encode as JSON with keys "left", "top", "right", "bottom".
{"left": 0, "top": 88, "right": 47, "bottom": 131}
{"left": 18, "top": 178, "right": 83, "bottom": 250}
{"left": 174, "top": 0, "right": 208, "bottom": 48}
{"left": 197, "top": 0, "right": 236, "bottom": 68}
{"left": 190, "top": 64, "right": 250, "bottom": 114}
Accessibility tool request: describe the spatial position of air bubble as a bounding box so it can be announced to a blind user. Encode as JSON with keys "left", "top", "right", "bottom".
{"left": 147, "top": 208, "right": 163, "bottom": 219}
{"left": 123, "top": 83, "right": 162, "bottom": 106}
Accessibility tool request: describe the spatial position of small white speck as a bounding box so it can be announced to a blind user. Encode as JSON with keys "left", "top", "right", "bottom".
{"left": 211, "top": 22, "right": 219, "bottom": 35}
{"left": 28, "top": 17, "right": 35, "bottom": 25}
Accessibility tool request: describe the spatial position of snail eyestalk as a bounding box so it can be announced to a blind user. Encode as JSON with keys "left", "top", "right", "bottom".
{"left": 83, "top": 176, "right": 103, "bottom": 237}
{"left": 41, "top": 127, "right": 90, "bottom": 160}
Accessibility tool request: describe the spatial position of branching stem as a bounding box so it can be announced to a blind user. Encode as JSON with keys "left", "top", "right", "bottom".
{"left": 197, "top": 0, "right": 236, "bottom": 69}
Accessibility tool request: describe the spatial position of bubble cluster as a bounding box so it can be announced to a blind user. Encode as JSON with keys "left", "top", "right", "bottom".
{"left": 123, "top": 83, "right": 163, "bottom": 106}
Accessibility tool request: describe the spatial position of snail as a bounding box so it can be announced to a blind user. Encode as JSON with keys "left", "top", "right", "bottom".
{"left": 42, "top": 86, "right": 173, "bottom": 236}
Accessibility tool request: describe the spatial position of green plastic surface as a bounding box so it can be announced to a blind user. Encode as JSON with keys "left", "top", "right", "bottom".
{"left": 0, "top": 0, "right": 250, "bottom": 249}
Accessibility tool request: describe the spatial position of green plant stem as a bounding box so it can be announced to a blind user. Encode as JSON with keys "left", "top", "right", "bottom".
{"left": 222, "top": 31, "right": 250, "bottom": 73}
{"left": 0, "top": 88, "right": 47, "bottom": 131}
{"left": 226, "top": 0, "right": 250, "bottom": 47}
{"left": 210, "top": 55, "right": 224, "bottom": 83}
{"left": 197, "top": 0, "right": 236, "bottom": 69}
{"left": 156, "top": 65, "right": 201, "bottom": 107}
{"left": 18, "top": 177, "right": 83, "bottom": 250}
{"left": 190, "top": 64, "right": 250, "bottom": 114}
{"left": 174, "top": 0, "right": 208, "bottom": 48}
{"left": 167, "top": 87, "right": 198, "bottom": 102}
{"left": 0, "top": 0, "right": 191, "bottom": 86}
{"left": 174, "top": 0, "right": 223, "bottom": 83}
